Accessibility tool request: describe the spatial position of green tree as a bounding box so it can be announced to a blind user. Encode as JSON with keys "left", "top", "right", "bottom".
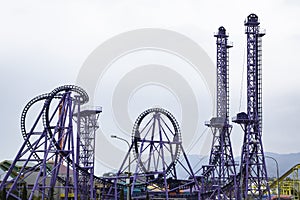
{"left": 1, "top": 189, "right": 7, "bottom": 200}
{"left": 145, "top": 191, "right": 150, "bottom": 200}
{"left": 49, "top": 187, "right": 54, "bottom": 200}
{"left": 22, "top": 184, "right": 28, "bottom": 200}
{"left": 119, "top": 189, "right": 124, "bottom": 200}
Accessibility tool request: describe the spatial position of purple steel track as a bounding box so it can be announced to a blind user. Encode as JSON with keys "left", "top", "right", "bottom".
{"left": 0, "top": 85, "right": 102, "bottom": 200}
{"left": 106, "top": 108, "right": 200, "bottom": 199}
{"left": 0, "top": 14, "right": 272, "bottom": 200}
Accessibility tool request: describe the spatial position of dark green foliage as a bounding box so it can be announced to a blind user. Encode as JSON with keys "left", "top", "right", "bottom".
{"left": 145, "top": 191, "right": 150, "bottom": 200}
{"left": 119, "top": 189, "right": 124, "bottom": 200}
{"left": 21, "top": 184, "right": 27, "bottom": 200}
{"left": 49, "top": 187, "right": 54, "bottom": 200}
{"left": 0, "top": 189, "right": 7, "bottom": 200}
{"left": 3, "top": 190, "right": 6, "bottom": 200}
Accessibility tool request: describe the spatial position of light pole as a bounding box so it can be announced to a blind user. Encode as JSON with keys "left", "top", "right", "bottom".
{"left": 111, "top": 135, "right": 131, "bottom": 200}
{"left": 265, "top": 155, "right": 280, "bottom": 200}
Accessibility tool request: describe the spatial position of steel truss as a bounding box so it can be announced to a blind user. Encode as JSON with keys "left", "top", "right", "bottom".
{"left": 233, "top": 13, "right": 271, "bottom": 199}
{"left": 201, "top": 26, "right": 237, "bottom": 199}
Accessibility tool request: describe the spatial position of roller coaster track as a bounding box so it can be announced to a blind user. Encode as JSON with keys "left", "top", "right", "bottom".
{"left": 41, "top": 85, "right": 101, "bottom": 187}
{"left": 20, "top": 92, "right": 70, "bottom": 186}
{"left": 21, "top": 93, "right": 52, "bottom": 160}
{"left": 5, "top": 85, "right": 196, "bottom": 200}
{"left": 17, "top": 85, "right": 117, "bottom": 194}
{"left": 267, "top": 164, "right": 300, "bottom": 192}
{"left": 20, "top": 85, "right": 89, "bottom": 160}
{"left": 43, "top": 85, "right": 88, "bottom": 155}
{"left": 132, "top": 107, "right": 182, "bottom": 177}
{"left": 19, "top": 85, "right": 88, "bottom": 186}
{"left": 4, "top": 85, "right": 201, "bottom": 200}
{"left": 42, "top": 86, "right": 115, "bottom": 188}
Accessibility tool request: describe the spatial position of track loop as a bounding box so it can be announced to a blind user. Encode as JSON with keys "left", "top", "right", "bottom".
{"left": 46, "top": 85, "right": 89, "bottom": 106}
{"left": 21, "top": 93, "right": 50, "bottom": 159}
{"left": 132, "top": 107, "right": 181, "bottom": 176}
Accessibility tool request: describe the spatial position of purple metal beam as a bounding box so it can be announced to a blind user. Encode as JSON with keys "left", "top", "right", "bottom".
{"left": 233, "top": 14, "right": 270, "bottom": 199}
{"left": 74, "top": 103, "right": 102, "bottom": 200}
{"left": 202, "top": 26, "right": 237, "bottom": 199}
{"left": 0, "top": 85, "right": 91, "bottom": 200}
{"left": 106, "top": 108, "right": 200, "bottom": 199}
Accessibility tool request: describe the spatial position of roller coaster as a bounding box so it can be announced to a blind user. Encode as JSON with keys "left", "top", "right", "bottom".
{"left": 0, "top": 14, "right": 277, "bottom": 200}
{"left": 268, "top": 164, "right": 300, "bottom": 199}
{"left": 0, "top": 85, "right": 200, "bottom": 200}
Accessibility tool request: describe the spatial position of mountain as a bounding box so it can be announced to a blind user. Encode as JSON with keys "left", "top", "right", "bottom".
{"left": 265, "top": 152, "right": 300, "bottom": 178}
{"left": 177, "top": 152, "right": 300, "bottom": 179}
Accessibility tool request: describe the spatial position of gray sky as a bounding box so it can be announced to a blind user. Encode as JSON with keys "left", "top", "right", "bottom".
{"left": 0, "top": 0, "right": 300, "bottom": 173}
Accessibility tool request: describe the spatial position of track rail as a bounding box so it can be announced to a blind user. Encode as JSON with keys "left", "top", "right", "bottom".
{"left": 132, "top": 107, "right": 182, "bottom": 176}
{"left": 18, "top": 85, "right": 115, "bottom": 193}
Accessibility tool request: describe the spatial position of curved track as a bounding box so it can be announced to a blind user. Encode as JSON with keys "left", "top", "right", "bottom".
{"left": 18, "top": 85, "right": 116, "bottom": 195}
{"left": 20, "top": 86, "right": 88, "bottom": 164}
{"left": 22, "top": 86, "right": 121, "bottom": 191}
{"left": 132, "top": 107, "right": 182, "bottom": 176}
{"left": 21, "top": 93, "right": 50, "bottom": 159}
{"left": 43, "top": 85, "right": 88, "bottom": 153}
{"left": 4, "top": 87, "right": 198, "bottom": 200}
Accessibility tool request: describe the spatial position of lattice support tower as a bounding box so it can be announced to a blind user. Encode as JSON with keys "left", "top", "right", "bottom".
{"left": 233, "top": 13, "right": 270, "bottom": 199}
{"left": 0, "top": 85, "right": 93, "bottom": 200}
{"left": 74, "top": 105, "right": 102, "bottom": 200}
{"left": 202, "top": 26, "right": 237, "bottom": 199}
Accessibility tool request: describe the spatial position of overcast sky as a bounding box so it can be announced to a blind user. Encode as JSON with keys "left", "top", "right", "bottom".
{"left": 0, "top": 0, "right": 299, "bottom": 173}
